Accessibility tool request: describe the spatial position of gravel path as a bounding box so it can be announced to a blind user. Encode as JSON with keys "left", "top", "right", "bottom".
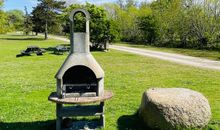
{"left": 47, "top": 35, "right": 220, "bottom": 71}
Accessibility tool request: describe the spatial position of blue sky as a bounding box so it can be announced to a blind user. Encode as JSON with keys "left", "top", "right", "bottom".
{"left": 3, "top": 0, "right": 150, "bottom": 13}
{"left": 3, "top": 0, "right": 117, "bottom": 13}
{"left": 3, "top": 0, "right": 38, "bottom": 13}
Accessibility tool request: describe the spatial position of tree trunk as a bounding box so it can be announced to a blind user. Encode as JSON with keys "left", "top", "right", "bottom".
{"left": 104, "top": 40, "right": 109, "bottom": 51}
{"left": 45, "top": 20, "right": 48, "bottom": 40}
{"left": 36, "top": 32, "right": 38, "bottom": 36}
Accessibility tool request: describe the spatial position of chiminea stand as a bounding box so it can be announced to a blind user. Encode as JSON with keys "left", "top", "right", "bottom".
{"left": 48, "top": 90, "right": 113, "bottom": 130}
{"left": 48, "top": 8, "right": 113, "bottom": 130}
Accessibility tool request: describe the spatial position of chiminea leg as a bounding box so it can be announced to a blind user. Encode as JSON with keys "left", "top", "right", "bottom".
{"left": 56, "top": 103, "right": 62, "bottom": 130}
{"left": 100, "top": 102, "right": 105, "bottom": 128}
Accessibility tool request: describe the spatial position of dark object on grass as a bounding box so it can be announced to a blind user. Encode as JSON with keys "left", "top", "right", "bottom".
{"left": 62, "top": 118, "right": 72, "bottom": 128}
{"left": 16, "top": 46, "right": 45, "bottom": 57}
{"left": 53, "top": 45, "right": 69, "bottom": 55}
{"left": 90, "top": 41, "right": 109, "bottom": 51}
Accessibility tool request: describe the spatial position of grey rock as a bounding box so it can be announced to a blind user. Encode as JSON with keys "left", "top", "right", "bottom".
{"left": 139, "top": 88, "right": 211, "bottom": 130}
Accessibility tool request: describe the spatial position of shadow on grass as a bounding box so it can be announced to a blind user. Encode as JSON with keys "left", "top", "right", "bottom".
{"left": 0, "top": 37, "right": 45, "bottom": 41}
{"left": 4, "top": 34, "right": 34, "bottom": 37}
{"left": 0, "top": 118, "right": 103, "bottom": 130}
{"left": 117, "top": 113, "right": 220, "bottom": 130}
{"left": 0, "top": 120, "right": 56, "bottom": 130}
{"left": 0, "top": 37, "right": 44, "bottom": 41}
{"left": 117, "top": 112, "right": 153, "bottom": 130}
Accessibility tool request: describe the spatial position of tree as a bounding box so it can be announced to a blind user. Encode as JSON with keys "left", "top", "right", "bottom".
{"left": 108, "top": 19, "right": 121, "bottom": 42}
{"left": 108, "top": 2, "right": 152, "bottom": 42}
{"left": 0, "top": 0, "right": 3, "bottom": 7}
{"left": 137, "top": 15, "right": 158, "bottom": 43}
{"left": 23, "top": 6, "right": 32, "bottom": 35}
{"left": 6, "top": 10, "right": 24, "bottom": 31}
{"left": 32, "top": 0, "right": 65, "bottom": 39}
{"left": 61, "top": 3, "right": 119, "bottom": 46}
{"left": 31, "top": 6, "right": 46, "bottom": 35}
{"left": 0, "top": 0, "right": 12, "bottom": 34}
{"left": 117, "top": 0, "right": 137, "bottom": 9}
{"left": 149, "top": 0, "right": 191, "bottom": 47}
{"left": 0, "top": 11, "right": 8, "bottom": 34}
{"left": 126, "top": 0, "right": 137, "bottom": 8}
{"left": 106, "top": 0, "right": 220, "bottom": 50}
{"left": 185, "top": 0, "right": 220, "bottom": 49}
{"left": 117, "top": 0, "right": 125, "bottom": 9}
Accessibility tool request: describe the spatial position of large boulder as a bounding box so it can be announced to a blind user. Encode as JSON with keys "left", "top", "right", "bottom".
{"left": 139, "top": 88, "right": 211, "bottom": 130}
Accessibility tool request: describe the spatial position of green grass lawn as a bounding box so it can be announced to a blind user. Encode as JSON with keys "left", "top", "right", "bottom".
{"left": 0, "top": 34, "right": 220, "bottom": 130}
{"left": 115, "top": 42, "right": 220, "bottom": 61}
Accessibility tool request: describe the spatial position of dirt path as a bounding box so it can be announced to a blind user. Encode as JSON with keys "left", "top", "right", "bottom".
{"left": 47, "top": 35, "right": 220, "bottom": 71}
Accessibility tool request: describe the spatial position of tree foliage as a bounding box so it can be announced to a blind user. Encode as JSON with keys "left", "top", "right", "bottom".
{"left": 6, "top": 10, "right": 24, "bottom": 31}
{"left": 0, "top": 0, "right": 13, "bottom": 34}
{"left": 105, "top": 1, "right": 152, "bottom": 43}
{"left": 31, "top": 0, "right": 65, "bottom": 39}
{"left": 0, "top": 11, "right": 9, "bottom": 34}
{"left": 137, "top": 15, "right": 158, "bottom": 44}
{"left": 147, "top": 0, "right": 220, "bottom": 49}
{"left": 61, "top": 3, "right": 119, "bottom": 46}
{"left": 4, "top": 0, "right": 220, "bottom": 51}
{"left": 31, "top": 6, "right": 45, "bottom": 35}
{"left": 0, "top": 0, "right": 3, "bottom": 7}
{"left": 106, "top": 0, "right": 220, "bottom": 50}
{"left": 23, "top": 6, "right": 33, "bottom": 35}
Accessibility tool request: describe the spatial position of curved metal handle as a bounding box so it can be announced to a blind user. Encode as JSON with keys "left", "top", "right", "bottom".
{"left": 69, "top": 9, "right": 90, "bottom": 33}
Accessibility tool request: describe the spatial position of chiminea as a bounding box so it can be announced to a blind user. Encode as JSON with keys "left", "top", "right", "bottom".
{"left": 55, "top": 9, "right": 104, "bottom": 98}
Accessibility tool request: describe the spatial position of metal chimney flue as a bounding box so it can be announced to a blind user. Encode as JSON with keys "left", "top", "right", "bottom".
{"left": 69, "top": 9, "right": 90, "bottom": 54}
{"left": 55, "top": 9, "right": 104, "bottom": 98}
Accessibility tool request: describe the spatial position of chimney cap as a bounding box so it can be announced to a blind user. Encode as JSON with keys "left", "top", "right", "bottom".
{"left": 69, "top": 8, "right": 90, "bottom": 22}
